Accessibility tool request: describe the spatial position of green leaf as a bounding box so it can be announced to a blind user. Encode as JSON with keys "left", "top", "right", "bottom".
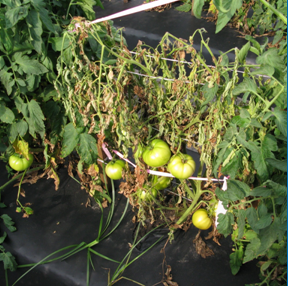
{"left": 250, "top": 65, "right": 275, "bottom": 77}
{"left": 201, "top": 83, "right": 218, "bottom": 107}
{"left": 0, "top": 232, "right": 7, "bottom": 244}
{"left": 215, "top": 0, "right": 242, "bottom": 33}
{"left": 61, "top": 123, "right": 80, "bottom": 158}
{"left": 265, "top": 158, "right": 287, "bottom": 172}
{"left": 231, "top": 116, "right": 250, "bottom": 128}
{"left": 76, "top": 133, "right": 98, "bottom": 165}
{"left": 0, "top": 251, "right": 17, "bottom": 271}
{"left": 257, "top": 218, "right": 284, "bottom": 256}
{"left": 250, "top": 187, "right": 272, "bottom": 197}
{"left": 221, "top": 150, "right": 242, "bottom": 179}
{"left": 216, "top": 212, "right": 234, "bottom": 237}
{"left": 243, "top": 238, "right": 261, "bottom": 263}
{"left": 191, "top": 0, "right": 204, "bottom": 18}
{"left": 256, "top": 48, "right": 286, "bottom": 71}
{"left": 229, "top": 245, "right": 244, "bottom": 275}
{"left": 27, "top": 99, "right": 45, "bottom": 138}
{"left": 49, "top": 36, "right": 71, "bottom": 52}
{"left": 176, "top": 3, "right": 192, "bottom": 12}
{"left": 237, "top": 42, "right": 250, "bottom": 64}
{"left": 232, "top": 78, "right": 258, "bottom": 96}
{"left": 0, "top": 67, "right": 15, "bottom": 95}
{"left": 42, "top": 101, "right": 66, "bottom": 144}
{"left": 0, "top": 104, "right": 15, "bottom": 124}
{"left": 246, "top": 207, "right": 259, "bottom": 233}
{"left": 78, "top": 0, "right": 97, "bottom": 20}
{"left": 16, "top": 120, "right": 28, "bottom": 137}
{"left": 236, "top": 134, "right": 278, "bottom": 182}
{"left": 1, "top": 214, "right": 16, "bottom": 232}
{"left": 30, "top": 0, "right": 57, "bottom": 34}
{"left": 26, "top": 10, "right": 43, "bottom": 53}
{"left": 237, "top": 209, "right": 246, "bottom": 239}
{"left": 273, "top": 108, "right": 287, "bottom": 137}
{"left": 254, "top": 214, "right": 272, "bottom": 231}
{"left": 226, "top": 179, "right": 250, "bottom": 200}
{"left": 5, "top": 6, "right": 29, "bottom": 28}
{"left": 266, "top": 180, "right": 287, "bottom": 197}
{"left": 14, "top": 53, "right": 48, "bottom": 75}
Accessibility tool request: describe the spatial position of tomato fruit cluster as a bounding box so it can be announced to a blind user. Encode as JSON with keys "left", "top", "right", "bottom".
{"left": 192, "top": 209, "right": 212, "bottom": 230}
{"left": 105, "top": 159, "right": 125, "bottom": 180}
{"left": 9, "top": 153, "right": 33, "bottom": 172}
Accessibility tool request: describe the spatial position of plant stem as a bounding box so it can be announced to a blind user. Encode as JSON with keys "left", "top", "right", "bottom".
{"left": 259, "top": 0, "right": 287, "bottom": 25}
{"left": 0, "top": 166, "right": 44, "bottom": 192}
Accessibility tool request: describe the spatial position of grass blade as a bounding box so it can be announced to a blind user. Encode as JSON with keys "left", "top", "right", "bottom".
{"left": 89, "top": 248, "right": 120, "bottom": 263}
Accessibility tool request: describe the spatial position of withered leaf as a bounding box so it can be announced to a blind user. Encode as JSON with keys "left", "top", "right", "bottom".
{"left": 193, "top": 231, "right": 214, "bottom": 258}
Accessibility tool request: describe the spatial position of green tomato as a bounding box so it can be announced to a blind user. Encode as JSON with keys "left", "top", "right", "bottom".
{"left": 192, "top": 209, "right": 212, "bottom": 230}
{"left": 105, "top": 159, "right": 125, "bottom": 180}
{"left": 139, "top": 187, "right": 158, "bottom": 202}
{"left": 9, "top": 153, "right": 33, "bottom": 172}
{"left": 154, "top": 176, "right": 172, "bottom": 191}
{"left": 167, "top": 153, "right": 196, "bottom": 179}
{"left": 142, "top": 139, "right": 171, "bottom": 167}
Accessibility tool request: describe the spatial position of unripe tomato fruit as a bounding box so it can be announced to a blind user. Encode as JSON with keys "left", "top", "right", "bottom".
{"left": 105, "top": 160, "right": 125, "bottom": 180}
{"left": 167, "top": 153, "right": 196, "bottom": 179}
{"left": 142, "top": 139, "right": 171, "bottom": 167}
{"left": 192, "top": 209, "right": 212, "bottom": 230}
{"left": 139, "top": 187, "right": 158, "bottom": 202}
{"left": 9, "top": 153, "right": 33, "bottom": 171}
{"left": 154, "top": 176, "right": 172, "bottom": 190}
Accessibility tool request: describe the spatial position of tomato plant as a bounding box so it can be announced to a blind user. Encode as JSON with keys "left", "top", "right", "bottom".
{"left": 105, "top": 160, "right": 125, "bottom": 180}
{"left": 167, "top": 154, "right": 196, "bottom": 179}
{"left": 192, "top": 209, "right": 212, "bottom": 230}
{"left": 142, "top": 139, "right": 171, "bottom": 167}
{"left": 9, "top": 153, "right": 33, "bottom": 172}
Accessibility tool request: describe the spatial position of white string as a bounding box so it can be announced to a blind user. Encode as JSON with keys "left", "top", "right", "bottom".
{"left": 89, "top": 0, "right": 180, "bottom": 25}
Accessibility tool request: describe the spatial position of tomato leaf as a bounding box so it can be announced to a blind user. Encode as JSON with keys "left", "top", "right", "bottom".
{"left": 273, "top": 108, "right": 287, "bottom": 137}
{"left": 249, "top": 187, "right": 272, "bottom": 197}
{"left": 27, "top": 99, "right": 45, "bottom": 138}
{"left": 26, "top": 10, "right": 43, "bottom": 54}
{"left": 237, "top": 42, "right": 250, "bottom": 64}
{"left": 215, "top": 0, "right": 242, "bottom": 33}
{"left": 243, "top": 238, "right": 261, "bottom": 263}
{"left": 5, "top": 6, "right": 29, "bottom": 29}
{"left": 250, "top": 64, "right": 275, "bottom": 77}
{"left": 265, "top": 158, "right": 287, "bottom": 172}
{"left": 14, "top": 53, "right": 48, "bottom": 75}
{"left": 226, "top": 179, "right": 250, "bottom": 201}
{"left": 256, "top": 48, "right": 286, "bottom": 72}
{"left": 216, "top": 212, "right": 234, "bottom": 237}
{"left": 237, "top": 209, "right": 246, "bottom": 239}
{"left": 256, "top": 217, "right": 285, "bottom": 256}
{"left": 221, "top": 150, "right": 242, "bottom": 179}
{"left": 61, "top": 123, "right": 80, "bottom": 158}
{"left": 76, "top": 133, "right": 98, "bottom": 165}
{"left": 229, "top": 245, "right": 244, "bottom": 275}
{"left": 0, "top": 67, "right": 15, "bottom": 95}
{"left": 232, "top": 78, "right": 258, "bottom": 96}
{"left": 201, "top": 83, "right": 218, "bottom": 108}
{"left": 191, "top": 0, "right": 205, "bottom": 18}
{"left": 0, "top": 104, "right": 15, "bottom": 124}
{"left": 1, "top": 214, "right": 16, "bottom": 232}
{"left": 0, "top": 250, "right": 17, "bottom": 271}
{"left": 236, "top": 134, "right": 278, "bottom": 182}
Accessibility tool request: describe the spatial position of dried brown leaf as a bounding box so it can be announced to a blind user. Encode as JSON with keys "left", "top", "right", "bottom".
{"left": 193, "top": 231, "right": 214, "bottom": 258}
